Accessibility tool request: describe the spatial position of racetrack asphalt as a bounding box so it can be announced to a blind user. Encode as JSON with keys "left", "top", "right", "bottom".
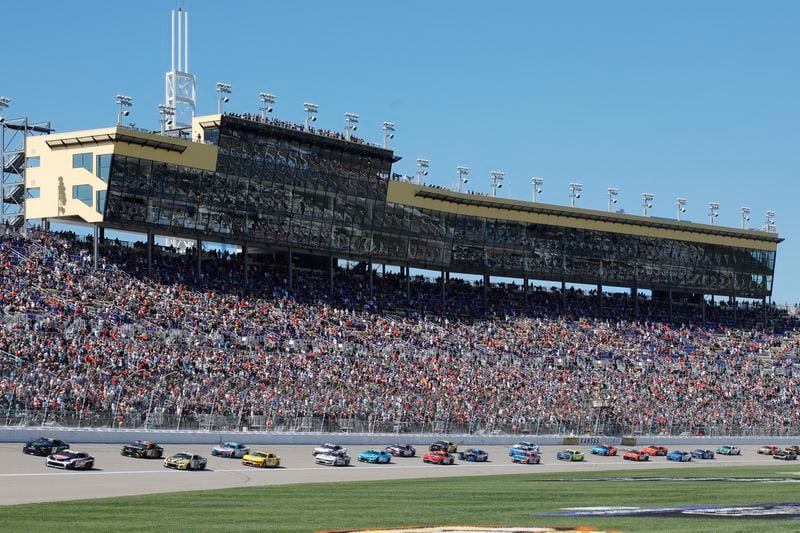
{"left": 0, "top": 443, "right": 784, "bottom": 506}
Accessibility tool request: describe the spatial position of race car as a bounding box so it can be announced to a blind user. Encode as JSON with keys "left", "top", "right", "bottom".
{"left": 774, "top": 449, "right": 798, "bottom": 461}
{"left": 315, "top": 449, "right": 351, "bottom": 466}
{"left": 556, "top": 449, "right": 584, "bottom": 462}
{"left": 121, "top": 440, "right": 164, "bottom": 459}
{"left": 508, "top": 441, "right": 540, "bottom": 456}
{"left": 429, "top": 440, "right": 458, "bottom": 453}
{"left": 312, "top": 443, "right": 347, "bottom": 456}
{"left": 46, "top": 449, "right": 95, "bottom": 470}
{"left": 510, "top": 451, "right": 541, "bottom": 464}
{"left": 757, "top": 445, "right": 781, "bottom": 455}
{"left": 623, "top": 449, "right": 650, "bottom": 461}
{"left": 357, "top": 450, "right": 392, "bottom": 464}
{"left": 691, "top": 448, "right": 715, "bottom": 460}
{"left": 457, "top": 448, "right": 489, "bottom": 462}
{"left": 164, "top": 452, "right": 207, "bottom": 470}
{"left": 716, "top": 445, "right": 741, "bottom": 456}
{"left": 423, "top": 451, "right": 455, "bottom": 465}
{"left": 211, "top": 442, "right": 251, "bottom": 458}
{"left": 591, "top": 444, "right": 618, "bottom": 456}
{"left": 23, "top": 437, "right": 69, "bottom": 457}
{"left": 666, "top": 450, "right": 692, "bottom": 462}
{"left": 385, "top": 444, "right": 416, "bottom": 457}
{"left": 785, "top": 445, "right": 800, "bottom": 454}
{"left": 242, "top": 450, "right": 281, "bottom": 468}
{"left": 642, "top": 445, "right": 669, "bottom": 456}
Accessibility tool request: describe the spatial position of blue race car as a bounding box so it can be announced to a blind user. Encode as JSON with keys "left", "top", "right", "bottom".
{"left": 667, "top": 450, "right": 692, "bottom": 462}
{"left": 508, "top": 442, "right": 539, "bottom": 456}
{"left": 357, "top": 449, "right": 392, "bottom": 464}
{"left": 590, "top": 444, "right": 618, "bottom": 456}
{"left": 458, "top": 448, "right": 489, "bottom": 462}
{"left": 691, "top": 448, "right": 715, "bottom": 460}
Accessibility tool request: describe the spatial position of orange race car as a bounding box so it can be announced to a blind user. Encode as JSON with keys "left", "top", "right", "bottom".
{"left": 623, "top": 449, "right": 650, "bottom": 462}
{"left": 642, "top": 445, "right": 669, "bottom": 456}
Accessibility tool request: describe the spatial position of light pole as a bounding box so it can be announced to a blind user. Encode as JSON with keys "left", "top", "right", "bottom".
{"left": 114, "top": 368, "right": 147, "bottom": 428}
{"left": 416, "top": 158, "right": 429, "bottom": 184}
{"left": 158, "top": 104, "right": 176, "bottom": 134}
{"left": 382, "top": 121, "right": 395, "bottom": 148}
{"left": 763, "top": 210, "right": 776, "bottom": 232}
{"left": 303, "top": 102, "right": 318, "bottom": 130}
{"left": 0, "top": 95, "right": 9, "bottom": 117}
{"left": 531, "top": 177, "right": 544, "bottom": 202}
{"left": 676, "top": 198, "right": 687, "bottom": 221}
{"left": 115, "top": 94, "right": 133, "bottom": 125}
{"left": 740, "top": 206, "right": 751, "bottom": 229}
{"left": 607, "top": 188, "right": 619, "bottom": 212}
{"left": 145, "top": 370, "right": 180, "bottom": 430}
{"left": 259, "top": 92, "right": 275, "bottom": 122}
{"left": 641, "top": 193, "right": 654, "bottom": 217}
{"left": 708, "top": 202, "right": 720, "bottom": 224}
{"left": 568, "top": 182, "right": 582, "bottom": 207}
{"left": 456, "top": 166, "right": 469, "bottom": 193}
{"left": 216, "top": 82, "right": 231, "bottom": 114}
{"left": 344, "top": 112, "right": 359, "bottom": 141}
{"left": 490, "top": 171, "right": 504, "bottom": 197}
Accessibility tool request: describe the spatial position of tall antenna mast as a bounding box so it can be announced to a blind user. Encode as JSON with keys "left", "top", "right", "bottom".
{"left": 165, "top": 6, "right": 196, "bottom": 130}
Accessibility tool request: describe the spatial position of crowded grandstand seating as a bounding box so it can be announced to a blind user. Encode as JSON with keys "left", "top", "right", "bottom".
{"left": 1, "top": 226, "right": 799, "bottom": 436}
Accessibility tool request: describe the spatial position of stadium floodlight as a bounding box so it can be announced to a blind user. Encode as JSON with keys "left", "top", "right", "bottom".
{"left": 490, "top": 170, "right": 505, "bottom": 197}
{"left": 641, "top": 193, "right": 654, "bottom": 217}
{"left": 115, "top": 94, "right": 133, "bottom": 125}
{"left": 382, "top": 121, "right": 395, "bottom": 148}
{"left": 416, "top": 158, "right": 429, "bottom": 184}
{"left": 157, "top": 104, "right": 176, "bottom": 134}
{"left": 344, "top": 112, "right": 359, "bottom": 141}
{"left": 676, "top": 197, "right": 687, "bottom": 221}
{"left": 216, "top": 82, "right": 232, "bottom": 114}
{"left": 607, "top": 188, "right": 619, "bottom": 212}
{"left": 568, "top": 182, "right": 582, "bottom": 207}
{"left": 708, "top": 202, "right": 720, "bottom": 224}
{"left": 0, "top": 96, "right": 10, "bottom": 123}
{"left": 259, "top": 92, "right": 276, "bottom": 122}
{"left": 763, "top": 210, "right": 777, "bottom": 233}
{"left": 304, "top": 102, "right": 319, "bottom": 130}
{"left": 456, "top": 166, "right": 470, "bottom": 193}
{"left": 531, "top": 177, "right": 544, "bottom": 203}
{"left": 740, "top": 206, "right": 751, "bottom": 229}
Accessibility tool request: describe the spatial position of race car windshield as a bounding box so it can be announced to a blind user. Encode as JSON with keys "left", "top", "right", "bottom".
{"left": 174, "top": 453, "right": 191, "bottom": 459}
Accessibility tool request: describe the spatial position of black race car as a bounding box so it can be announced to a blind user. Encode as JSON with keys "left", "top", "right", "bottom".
{"left": 23, "top": 437, "right": 69, "bottom": 457}
{"left": 385, "top": 444, "right": 416, "bottom": 457}
{"left": 46, "top": 449, "right": 95, "bottom": 470}
{"left": 121, "top": 440, "right": 164, "bottom": 459}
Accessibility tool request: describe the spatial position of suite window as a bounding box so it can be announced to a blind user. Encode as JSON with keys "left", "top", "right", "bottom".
{"left": 96, "top": 154, "right": 112, "bottom": 182}
{"left": 26, "top": 157, "right": 40, "bottom": 168}
{"left": 26, "top": 187, "right": 40, "bottom": 199}
{"left": 72, "top": 152, "right": 93, "bottom": 173}
{"left": 96, "top": 190, "right": 107, "bottom": 213}
{"left": 72, "top": 184, "right": 93, "bottom": 206}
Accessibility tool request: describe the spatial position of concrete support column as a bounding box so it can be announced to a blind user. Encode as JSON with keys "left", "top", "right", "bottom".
{"left": 523, "top": 275, "right": 529, "bottom": 309}
{"left": 242, "top": 243, "right": 248, "bottom": 288}
{"left": 147, "top": 231, "right": 153, "bottom": 275}
{"left": 561, "top": 278, "right": 566, "bottom": 314}
{"left": 92, "top": 224, "right": 99, "bottom": 270}
{"left": 405, "top": 265, "right": 410, "bottom": 301}
{"left": 368, "top": 261, "right": 374, "bottom": 300}
{"left": 763, "top": 295, "right": 768, "bottom": 331}
{"left": 330, "top": 255, "right": 335, "bottom": 297}
{"left": 440, "top": 269, "right": 446, "bottom": 311}
{"left": 483, "top": 274, "right": 490, "bottom": 309}
{"left": 288, "top": 247, "right": 293, "bottom": 292}
{"left": 701, "top": 295, "right": 706, "bottom": 327}
{"left": 196, "top": 239, "right": 202, "bottom": 280}
{"left": 668, "top": 287, "right": 673, "bottom": 322}
{"left": 597, "top": 283, "right": 603, "bottom": 315}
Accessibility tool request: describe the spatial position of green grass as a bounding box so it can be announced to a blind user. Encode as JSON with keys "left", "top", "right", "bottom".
{"left": 2, "top": 466, "right": 800, "bottom": 532}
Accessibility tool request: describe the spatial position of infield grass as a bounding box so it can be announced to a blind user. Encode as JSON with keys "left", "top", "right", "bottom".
{"left": 2, "top": 465, "right": 800, "bottom": 532}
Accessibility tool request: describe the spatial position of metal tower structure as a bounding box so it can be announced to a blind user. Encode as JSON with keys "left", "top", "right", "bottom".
{"left": 1, "top": 117, "right": 54, "bottom": 226}
{"left": 165, "top": 7, "right": 196, "bottom": 130}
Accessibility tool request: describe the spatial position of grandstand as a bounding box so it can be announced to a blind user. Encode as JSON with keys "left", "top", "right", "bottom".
{"left": 19, "top": 110, "right": 781, "bottom": 325}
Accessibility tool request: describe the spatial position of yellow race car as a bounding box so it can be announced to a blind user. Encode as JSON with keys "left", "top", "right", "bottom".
{"left": 242, "top": 450, "right": 281, "bottom": 468}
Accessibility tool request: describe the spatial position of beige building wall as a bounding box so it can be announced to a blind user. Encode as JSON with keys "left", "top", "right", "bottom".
{"left": 24, "top": 126, "right": 219, "bottom": 224}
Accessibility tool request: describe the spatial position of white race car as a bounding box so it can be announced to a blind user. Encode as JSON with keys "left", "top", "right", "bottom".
{"left": 46, "top": 449, "right": 95, "bottom": 470}
{"left": 716, "top": 445, "right": 741, "bottom": 456}
{"left": 315, "top": 450, "right": 351, "bottom": 466}
{"left": 508, "top": 441, "right": 540, "bottom": 456}
{"left": 312, "top": 443, "right": 347, "bottom": 456}
{"left": 211, "top": 442, "right": 251, "bottom": 458}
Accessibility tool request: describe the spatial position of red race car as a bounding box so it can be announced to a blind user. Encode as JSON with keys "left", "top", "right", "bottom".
{"left": 642, "top": 445, "right": 669, "bottom": 456}
{"left": 623, "top": 449, "right": 650, "bottom": 462}
{"left": 422, "top": 451, "right": 455, "bottom": 465}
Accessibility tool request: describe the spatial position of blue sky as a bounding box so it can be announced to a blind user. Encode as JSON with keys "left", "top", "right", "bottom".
{"left": 3, "top": 1, "right": 799, "bottom": 303}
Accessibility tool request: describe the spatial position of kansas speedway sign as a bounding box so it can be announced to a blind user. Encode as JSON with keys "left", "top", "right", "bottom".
{"left": 538, "top": 503, "right": 800, "bottom": 520}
